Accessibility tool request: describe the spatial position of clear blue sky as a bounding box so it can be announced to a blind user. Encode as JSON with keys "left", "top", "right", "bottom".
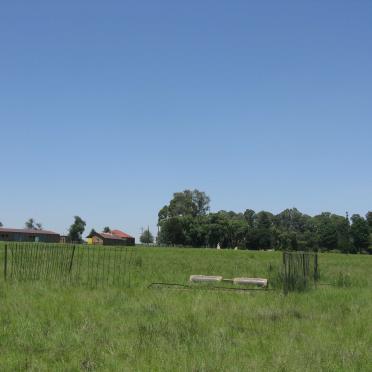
{"left": 1, "top": 1, "right": 371, "bottom": 240}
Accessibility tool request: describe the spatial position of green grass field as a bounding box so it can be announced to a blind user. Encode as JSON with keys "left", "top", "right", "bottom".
{"left": 0, "top": 246, "right": 371, "bottom": 371}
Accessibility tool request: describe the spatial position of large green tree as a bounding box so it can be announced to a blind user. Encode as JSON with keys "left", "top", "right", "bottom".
{"left": 68, "top": 216, "right": 86, "bottom": 243}
{"left": 274, "top": 208, "right": 308, "bottom": 233}
{"left": 140, "top": 228, "right": 154, "bottom": 244}
{"left": 158, "top": 217, "right": 186, "bottom": 245}
{"left": 332, "top": 214, "right": 351, "bottom": 253}
{"left": 313, "top": 213, "right": 338, "bottom": 251}
{"left": 366, "top": 211, "right": 372, "bottom": 230}
{"left": 158, "top": 189, "right": 210, "bottom": 246}
{"left": 25, "top": 218, "right": 43, "bottom": 230}
{"left": 350, "top": 214, "right": 370, "bottom": 253}
{"left": 243, "top": 209, "right": 255, "bottom": 228}
{"left": 161, "top": 189, "right": 210, "bottom": 219}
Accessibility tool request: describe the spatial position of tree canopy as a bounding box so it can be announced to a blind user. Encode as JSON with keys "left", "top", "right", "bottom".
{"left": 140, "top": 228, "right": 154, "bottom": 245}
{"left": 25, "top": 218, "right": 43, "bottom": 230}
{"left": 68, "top": 216, "right": 86, "bottom": 243}
{"left": 158, "top": 189, "right": 210, "bottom": 223}
{"left": 350, "top": 214, "right": 370, "bottom": 253}
{"left": 157, "top": 191, "right": 372, "bottom": 253}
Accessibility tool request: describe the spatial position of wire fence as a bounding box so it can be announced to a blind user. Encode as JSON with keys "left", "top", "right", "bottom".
{"left": 282, "top": 251, "right": 319, "bottom": 294}
{"left": 3, "top": 243, "right": 137, "bottom": 288}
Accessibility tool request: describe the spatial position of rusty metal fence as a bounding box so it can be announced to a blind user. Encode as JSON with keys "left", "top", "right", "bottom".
{"left": 3, "top": 243, "right": 137, "bottom": 288}
{"left": 282, "top": 251, "right": 319, "bottom": 293}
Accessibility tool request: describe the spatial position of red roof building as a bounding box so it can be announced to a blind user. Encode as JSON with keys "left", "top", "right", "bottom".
{"left": 86, "top": 229, "right": 135, "bottom": 246}
{"left": 111, "top": 229, "right": 134, "bottom": 239}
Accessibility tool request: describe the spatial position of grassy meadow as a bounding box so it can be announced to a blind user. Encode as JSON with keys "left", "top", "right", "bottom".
{"left": 0, "top": 245, "right": 371, "bottom": 371}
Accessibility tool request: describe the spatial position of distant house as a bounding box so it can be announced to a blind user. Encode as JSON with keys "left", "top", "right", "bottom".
{"left": 111, "top": 229, "right": 135, "bottom": 245}
{"left": 0, "top": 227, "right": 60, "bottom": 243}
{"left": 86, "top": 229, "right": 135, "bottom": 246}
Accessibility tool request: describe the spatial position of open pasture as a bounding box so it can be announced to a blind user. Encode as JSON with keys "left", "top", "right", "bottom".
{"left": 0, "top": 245, "right": 371, "bottom": 371}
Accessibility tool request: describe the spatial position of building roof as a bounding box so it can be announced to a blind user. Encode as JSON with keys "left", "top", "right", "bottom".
{"left": 99, "top": 232, "right": 124, "bottom": 240}
{"left": 86, "top": 231, "right": 124, "bottom": 240}
{"left": 0, "top": 227, "right": 60, "bottom": 235}
{"left": 111, "top": 229, "right": 134, "bottom": 239}
{"left": 86, "top": 229, "right": 134, "bottom": 240}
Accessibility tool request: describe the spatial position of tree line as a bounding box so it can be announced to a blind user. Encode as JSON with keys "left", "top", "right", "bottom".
{"left": 157, "top": 190, "right": 372, "bottom": 253}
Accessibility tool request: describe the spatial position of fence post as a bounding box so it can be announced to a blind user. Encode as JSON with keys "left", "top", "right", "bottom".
{"left": 314, "top": 253, "right": 319, "bottom": 284}
{"left": 4, "top": 244, "right": 8, "bottom": 281}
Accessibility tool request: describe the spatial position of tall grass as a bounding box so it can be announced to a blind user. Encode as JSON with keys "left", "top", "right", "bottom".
{"left": 0, "top": 245, "right": 371, "bottom": 371}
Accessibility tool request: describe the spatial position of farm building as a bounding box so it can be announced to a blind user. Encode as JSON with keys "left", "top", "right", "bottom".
{"left": 111, "top": 229, "right": 135, "bottom": 245}
{"left": 0, "top": 227, "right": 60, "bottom": 243}
{"left": 86, "top": 229, "right": 135, "bottom": 246}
